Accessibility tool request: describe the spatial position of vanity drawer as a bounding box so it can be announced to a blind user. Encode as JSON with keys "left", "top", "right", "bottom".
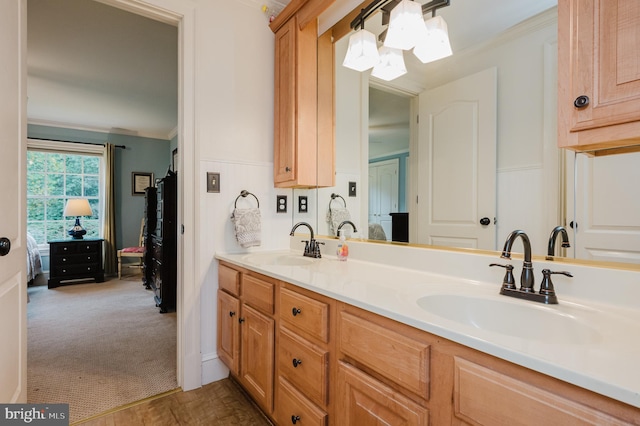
{"left": 218, "top": 263, "right": 240, "bottom": 296}
{"left": 339, "top": 309, "right": 430, "bottom": 401}
{"left": 276, "top": 377, "right": 327, "bottom": 426}
{"left": 278, "top": 326, "right": 329, "bottom": 407}
{"left": 242, "top": 273, "right": 275, "bottom": 315}
{"left": 280, "top": 287, "right": 329, "bottom": 343}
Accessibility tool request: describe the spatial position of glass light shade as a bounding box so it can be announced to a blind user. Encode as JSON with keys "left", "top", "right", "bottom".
{"left": 383, "top": 0, "right": 425, "bottom": 51}
{"left": 371, "top": 46, "right": 407, "bottom": 81}
{"left": 343, "top": 28, "right": 380, "bottom": 72}
{"left": 413, "top": 16, "right": 453, "bottom": 64}
{"left": 63, "top": 198, "right": 93, "bottom": 217}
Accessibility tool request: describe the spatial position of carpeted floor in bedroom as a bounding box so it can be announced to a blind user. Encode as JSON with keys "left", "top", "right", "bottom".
{"left": 27, "top": 277, "right": 178, "bottom": 423}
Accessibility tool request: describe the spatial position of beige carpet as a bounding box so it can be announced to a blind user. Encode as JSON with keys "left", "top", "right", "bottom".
{"left": 27, "top": 277, "right": 177, "bottom": 424}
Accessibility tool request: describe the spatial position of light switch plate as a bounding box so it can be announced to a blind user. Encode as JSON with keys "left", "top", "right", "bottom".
{"left": 277, "top": 195, "right": 287, "bottom": 213}
{"left": 298, "top": 196, "right": 308, "bottom": 213}
{"left": 349, "top": 181, "right": 357, "bottom": 197}
{"left": 207, "top": 172, "right": 220, "bottom": 193}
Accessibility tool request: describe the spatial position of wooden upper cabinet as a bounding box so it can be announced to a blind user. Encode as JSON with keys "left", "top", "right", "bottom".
{"left": 272, "top": 1, "right": 335, "bottom": 188}
{"left": 558, "top": 0, "right": 640, "bottom": 153}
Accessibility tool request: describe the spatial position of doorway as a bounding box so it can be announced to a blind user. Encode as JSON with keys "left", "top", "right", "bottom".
{"left": 26, "top": 0, "right": 185, "bottom": 416}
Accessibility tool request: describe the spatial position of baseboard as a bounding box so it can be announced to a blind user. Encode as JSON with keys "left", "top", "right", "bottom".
{"left": 201, "top": 353, "right": 230, "bottom": 385}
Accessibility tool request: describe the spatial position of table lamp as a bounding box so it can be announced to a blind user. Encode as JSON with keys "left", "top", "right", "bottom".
{"left": 63, "top": 198, "right": 93, "bottom": 239}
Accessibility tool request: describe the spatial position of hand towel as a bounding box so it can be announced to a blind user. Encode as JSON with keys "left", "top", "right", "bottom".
{"left": 231, "top": 207, "right": 261, "bottom": 248}
{"left": 326, "top": 207, "right": 352, "bottom": 237}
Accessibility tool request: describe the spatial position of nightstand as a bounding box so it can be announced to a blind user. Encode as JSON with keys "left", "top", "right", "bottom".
{"left": 48, "top": 238, "right": 105, "bottom": 288}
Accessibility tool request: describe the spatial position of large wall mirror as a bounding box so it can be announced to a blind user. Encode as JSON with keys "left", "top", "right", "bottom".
{"left": 312, "top": 0, "right": 640, "bottom": 266}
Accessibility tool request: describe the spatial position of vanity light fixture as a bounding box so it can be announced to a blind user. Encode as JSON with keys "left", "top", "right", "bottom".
{"left": 383, "top": 0, "right": 425, "bottom": 50}
{"left": 342, "top": 26, "right": 380, "bottom": 72}
{"left": 345, "top": 0, "right": 452, "bottom": 81}
{"left": 371, "top": 46, "right": 407, "bottom": 80}
{"left": 413, "top": 15, "right": 452, "bottom": 63}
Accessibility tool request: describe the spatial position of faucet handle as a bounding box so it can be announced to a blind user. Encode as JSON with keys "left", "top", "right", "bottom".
{"left": 489, "top": 263, "right": 516, "bottom": 290}
{"left": 539, "top": 269, "right": 572, "bottom": 296}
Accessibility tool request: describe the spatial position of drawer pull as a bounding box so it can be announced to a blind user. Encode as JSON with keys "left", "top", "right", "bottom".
{"left": 291, "top": 415, "right": 300, "bottom": 424}
{"left": 229, "top": 311, "right": 236, "bottom": 317}
{"left": 292, "top": 307, "right": 301, "bottom": 316}
{"left": 238, "top": 317, "right": 245, "bottom": 323}
{"left": 292, "top": 358, "right": 302, "bottom": 368}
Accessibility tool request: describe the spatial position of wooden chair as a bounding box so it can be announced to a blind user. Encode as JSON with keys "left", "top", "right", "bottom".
{"left": 117, "top": 219, "right": 145, "bottom": 279}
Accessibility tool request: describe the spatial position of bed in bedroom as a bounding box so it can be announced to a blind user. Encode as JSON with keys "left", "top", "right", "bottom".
{"left": 27, "top": 232, "right": 43, "bottom": 285}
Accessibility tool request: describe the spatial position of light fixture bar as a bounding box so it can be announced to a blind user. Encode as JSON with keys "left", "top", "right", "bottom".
{"left": 350, "top": 0, "right": 451, "bottom": 31}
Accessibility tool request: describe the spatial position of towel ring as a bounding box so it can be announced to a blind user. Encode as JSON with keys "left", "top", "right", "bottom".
{"left": 234, "top": 190, "right": 260, "bottom": 209}
{"left": 329, "top": 193, "right": 346, "bottom": 214}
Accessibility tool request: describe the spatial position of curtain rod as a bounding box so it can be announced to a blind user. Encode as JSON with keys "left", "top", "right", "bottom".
{"left": 28, "top": 137, "right": 126, "bottom": 149}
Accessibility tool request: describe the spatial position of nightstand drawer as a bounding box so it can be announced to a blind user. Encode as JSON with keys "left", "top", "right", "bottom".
{"left": 56, "top": 253, "right": 99, "bottom": 265}
{"left": 54, "top": 264, "right": 100, "bottom": 276}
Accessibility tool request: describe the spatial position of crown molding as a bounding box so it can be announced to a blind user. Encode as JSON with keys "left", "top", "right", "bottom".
{"left": 28, "top": 119, "right": 173, "bottom": 141}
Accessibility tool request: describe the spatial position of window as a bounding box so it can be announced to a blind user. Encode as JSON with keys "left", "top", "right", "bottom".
{"left": 27, "top": 140, "right": 104, "bottom": 246}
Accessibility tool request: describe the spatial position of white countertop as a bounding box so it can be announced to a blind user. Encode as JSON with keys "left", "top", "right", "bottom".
{"left": 215, "top": 240, "right": 640, "bottom": 409}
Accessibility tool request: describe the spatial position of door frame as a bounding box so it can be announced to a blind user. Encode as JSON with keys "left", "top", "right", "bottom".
{"left": 21, "top": 0, "right": 200, "bottom": 391}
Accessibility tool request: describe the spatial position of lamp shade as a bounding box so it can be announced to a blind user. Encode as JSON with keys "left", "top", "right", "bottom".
{"left": 383, "top": 0, "right": 425, "bottom": 51}
{"left": 63, "top": 198, "right": 93, "bottom": 217}
{"left": 371, "top": 46, "right": 407, "bottom": 81}
{"left": 413, "top": 16, "right": 453, "bottom": 64}
{"left": 343, "top": 28, "right": 380, "bottom": 72}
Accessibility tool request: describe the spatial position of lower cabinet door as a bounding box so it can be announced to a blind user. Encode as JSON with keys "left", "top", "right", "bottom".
{"left": 336, "top": 361, "right": 429, "bottom": 426}
{"left": 217, "top": 290, "right": 240, "bottom": 374}
{"left": 240, "top": 303, "right": 275, "bottom": 414}
{"left": 276, "top": 376, "right": 327, "bottom": 426}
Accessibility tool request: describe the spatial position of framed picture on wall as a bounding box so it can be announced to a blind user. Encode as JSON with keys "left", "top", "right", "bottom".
{"left": 132, "top": 172, "right": 154, "bottom": 195}
{"left": 172, "top": 148, "right": 178, "bottom": 173}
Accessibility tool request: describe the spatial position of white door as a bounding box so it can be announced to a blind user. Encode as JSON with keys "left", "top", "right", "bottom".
{"left": 573, "top": 152, "right": 640, "bottom": 264}
{"left": 0, "top": 0, "right": 27, "bottom": 403}
{"left": 369, "top": 159, "right": 399, "bottom": 240}
{"left": 416, "top": 68, "right": 497, "bottom": 250}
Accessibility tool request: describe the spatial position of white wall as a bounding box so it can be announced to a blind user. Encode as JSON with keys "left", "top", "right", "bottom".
{"left": 192, "top": 0, "right": 301, "bottom": 384}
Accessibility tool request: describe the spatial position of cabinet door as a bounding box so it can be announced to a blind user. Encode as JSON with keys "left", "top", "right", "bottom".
{"left": 240, "top": 303, "right": 275, "bottom": 414}
{"left": 217, "top": 290, "right": 240, "bottom": 375}
{"left": 274, "top": 17, "right": 297, "bottom": 185}
{"left": 336, "top": 361, "right": 429, "bottom": 426}
{"left": 559, "top": 0, "right": 640, "bottom": 149}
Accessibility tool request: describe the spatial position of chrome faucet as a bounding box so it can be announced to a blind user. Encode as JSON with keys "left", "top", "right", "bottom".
{"left": 336, "top": 220, "right": 358, "bottom": 236}
{"left": 290, "top": 222, "right": 323, "bottom": 258}
{"left": 500, "top": 230, "right": 534, "bottom": 292}
{"left": 546, "top": 226, "right": 570, "bottom": 260}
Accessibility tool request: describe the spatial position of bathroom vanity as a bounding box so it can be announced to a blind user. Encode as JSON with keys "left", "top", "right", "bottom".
{"left": 216, "top": 238, "right": 640, "bottom": 425}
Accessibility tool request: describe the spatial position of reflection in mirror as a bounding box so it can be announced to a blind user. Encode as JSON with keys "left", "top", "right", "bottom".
{"left": 321, "top": 1, "right": 562, "bottom": 257}
{"left": 315, "top": 0, "right": 640, "bottom": 266}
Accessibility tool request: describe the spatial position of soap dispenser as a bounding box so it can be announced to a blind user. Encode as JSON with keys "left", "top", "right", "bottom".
{"left": 337, "top": 230, "right": 349, "bottom": 261}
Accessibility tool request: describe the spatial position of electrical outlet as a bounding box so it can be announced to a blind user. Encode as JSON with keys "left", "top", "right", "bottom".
{"left": 277, "top": 195, "right": 287, "bottom": 213}
{"left": 349, "top": 181, "right": 357, "bottom": 197}
{"left": 298, "top": 196, "right": 308, "bottom": 213}
{"left": 207, "top": 172, "right": 220, "bottom": 193}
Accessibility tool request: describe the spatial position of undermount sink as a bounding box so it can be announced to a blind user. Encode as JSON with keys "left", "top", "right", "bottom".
{"left": 416, "top": 294, "right": 601, "bottom": 344}
{"left": 241, "top": 252, "right": 315, "bottom": 267}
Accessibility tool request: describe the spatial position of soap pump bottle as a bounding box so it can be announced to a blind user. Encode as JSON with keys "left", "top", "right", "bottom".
{"left": 337, "top": 230, "right": 349, "bottom": 261}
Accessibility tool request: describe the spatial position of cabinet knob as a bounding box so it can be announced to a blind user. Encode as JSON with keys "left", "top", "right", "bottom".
{"left": 292, "top": 307, "right": 301, "bottom": 316}
{"left": 574, "top": 95, "right": 590, "bottom": 108}
{"left": 229, "top": 311, "right": 236, "bottom": 317}
{"left": 238, "top": 317, "right": 245, "bottom": 323}
{"left": 285, "top": 166, "right": 291, "bottom": 172}
{"left": 292, "top": 358, "right": 302, "bottom": 368}
{"left": 291, "top": 415, "right": 301, "bottom": 424}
